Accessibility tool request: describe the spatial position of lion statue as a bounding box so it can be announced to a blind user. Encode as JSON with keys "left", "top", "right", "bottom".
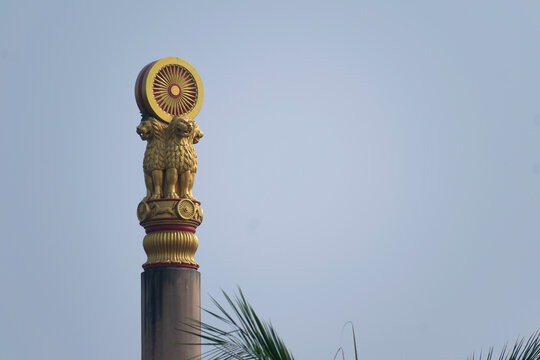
{"left": 164, "top": 115, "right": 203, "bottom": 200}
{"left": 137, "top": 115, "right": 168, "bottom": 200}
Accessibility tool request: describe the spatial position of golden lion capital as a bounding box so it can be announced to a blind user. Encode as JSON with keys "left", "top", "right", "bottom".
{"left": 135, "top": 57, "right": 205, "bottom": 268}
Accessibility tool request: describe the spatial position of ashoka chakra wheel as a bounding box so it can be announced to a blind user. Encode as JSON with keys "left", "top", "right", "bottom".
{"left": 176, "top": 199, "right": 196, "bottom": 220}
{"left": 135, "top": 57, "right": 204, "bottom": 123}
{"left": 137, "top": 201, "right": 151, "bottom": 222}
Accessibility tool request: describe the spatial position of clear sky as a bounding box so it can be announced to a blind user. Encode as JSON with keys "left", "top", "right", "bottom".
{"left": 1, "top": 0, "right": 539, "bottom": 359}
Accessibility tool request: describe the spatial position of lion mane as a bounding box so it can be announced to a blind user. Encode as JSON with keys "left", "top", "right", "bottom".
{"left": 164, "top": 116, "right": 203, "bottom": 199}
{"left": 137, "top": 116, "right": 168, "bottom": 200}
{"left": 141, "top": 118, "right": 167, "bottom": 172}
{"left": 165, "top": 116, "right": 196, "bottom": 173}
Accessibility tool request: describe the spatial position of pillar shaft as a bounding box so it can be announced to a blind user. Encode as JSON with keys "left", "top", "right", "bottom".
{"left": 142, "top": 267, "right": 201, "bottom": 360}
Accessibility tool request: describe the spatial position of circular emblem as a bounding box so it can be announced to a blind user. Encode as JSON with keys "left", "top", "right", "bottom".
{"left": 176, "top": 199, "right": 196, "bottom": 220}
{"left": 137, "top": 201, "right": 151, "bottom": 222}
{"left": 135, "top": 57, "right": 204, "bottom": 123}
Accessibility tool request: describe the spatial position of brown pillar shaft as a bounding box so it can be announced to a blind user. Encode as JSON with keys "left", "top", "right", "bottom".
{"left": 142, "top": 267, "right": 201, "bottom": 360}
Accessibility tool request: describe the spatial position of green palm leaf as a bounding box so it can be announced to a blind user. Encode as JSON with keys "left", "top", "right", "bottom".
{"left": 185, "top": 288, "right": 295, "bottom": 360}
{"left": 468, "top": 331, "right": 540, "bottom": 360}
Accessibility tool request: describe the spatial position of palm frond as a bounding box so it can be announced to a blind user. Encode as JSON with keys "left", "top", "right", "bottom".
{"left": 186, "top": 288, "right": 295, "bottom": 360}
{"left": 333, "top": 322, "right": 358, "bottom": 360}
{"left": 183, "top": 288, "right": 539, "bottom": 360}
{"left": 468, "top": 331, "right": 540, "bottom": 360}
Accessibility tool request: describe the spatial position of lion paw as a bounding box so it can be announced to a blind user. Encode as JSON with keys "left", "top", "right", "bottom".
{"left": 166, "top": 192, "right": 180, "bottom": 199}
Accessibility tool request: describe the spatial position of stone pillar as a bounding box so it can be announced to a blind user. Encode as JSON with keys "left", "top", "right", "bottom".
{"left": 142, "top": 267, "right": 201, "bottom": 360}
{"left": 134, "top": 57, "right": 205, "bottom": 360}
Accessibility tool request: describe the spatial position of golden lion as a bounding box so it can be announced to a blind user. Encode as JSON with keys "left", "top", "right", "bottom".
{"left": 164, "top": 116, "right": 203, "bottom": 200}
{"left": 136, "top": 116, "right": 168, "bottom": 200}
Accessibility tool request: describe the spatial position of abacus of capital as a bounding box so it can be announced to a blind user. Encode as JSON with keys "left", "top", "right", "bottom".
{"left": 135, "top": 57, "right": 204, "bottom": 360}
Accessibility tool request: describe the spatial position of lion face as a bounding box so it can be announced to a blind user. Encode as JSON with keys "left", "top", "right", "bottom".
{"left": 136, "top": 119, "right": 154, "bottom": 140}
{"left": 170, "top": 117, "right": 192, "bottom": 138}
{"left": 192, "top": 122, "right": 204, "bottom": 144}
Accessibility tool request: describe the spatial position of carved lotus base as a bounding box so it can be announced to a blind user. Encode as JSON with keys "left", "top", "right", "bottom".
{"left": 137, "top": 198, "right": 203, "bottom": 269}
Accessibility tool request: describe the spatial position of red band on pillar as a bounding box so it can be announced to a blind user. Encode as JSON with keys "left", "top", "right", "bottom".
{"left": 145, "top": 225, "right": 196, "bottom": 234}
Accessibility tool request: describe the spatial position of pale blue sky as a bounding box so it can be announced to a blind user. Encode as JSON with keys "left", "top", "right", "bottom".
{"left": 1, "top": 1, "right": 539, "bottom": 359}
